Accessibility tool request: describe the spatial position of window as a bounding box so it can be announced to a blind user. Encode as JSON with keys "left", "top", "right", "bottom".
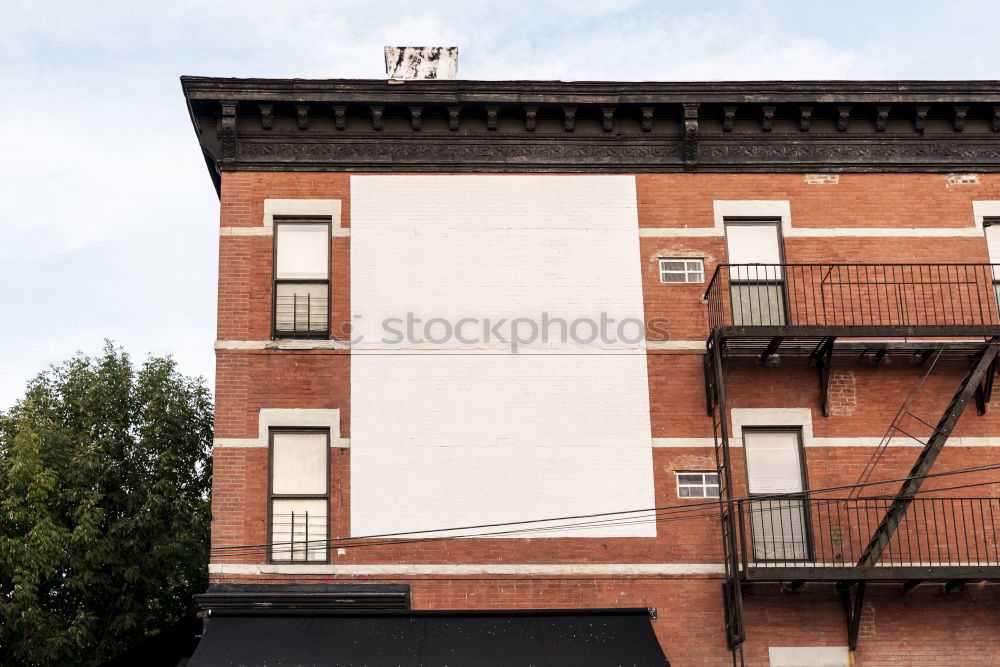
{"left": 269, "top": 429, "right": 329, "bottom": 562}
{"left": 676, "top": 471, "right": 720, "bottom": 498}
{"left": 724, "top": 220, "right": 787, "bottom": 326}
{"left": 273, "top": 217, "right": 331, "bottom": 338}
{"left": 660, "top": 258, "right": 704, "bottom": 283}
{"left": 743, "top": 428, "right": 810, "bottom": 562}
{"left": 984, "top": 218, "right": 1000, "bottom": 312}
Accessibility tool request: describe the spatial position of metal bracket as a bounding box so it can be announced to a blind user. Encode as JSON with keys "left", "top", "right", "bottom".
{"left": 813, "top": 337, "right": 836, "bottom": 417}
{"left": 759, "top": 336, "right": 784, "bottom": 363}
{"left": 944, "top": 580, "right": 969, "bottom": 594}
{"left": 840, "top": 582, "right": 866, "bottom": 651}
{"left": 704, "top": 350, "right": 716, "bottom": 416}
{"left": 974, "top": 356, "right": 996, "bottom": 415}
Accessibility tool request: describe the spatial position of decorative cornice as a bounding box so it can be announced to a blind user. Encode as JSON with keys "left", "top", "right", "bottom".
{"left": 562, "top": 105, "right": 577, "bottom": 132}
{"left": 760, "top": 105, "right": 775, "bottom": 132}
{"left": 258, "top": 104, "right": 273, "bottom": 130}
{"left": 875, "top": 106, "right": 890, "bottom": 132}
{"left": 295, "top": 104, "right": 309, "bottom": 131}
{"left": 408, "top": 105, "right": 423, "bottom": 131}
{"left": 836, "top": 105, "right": 852, "bottom": 132}
{"left": 682, "top": 103, "right": 699, "bottom": 171}
{"left": 798, "top": 106, "right": 813, "bottom": 132}
{"left": 181, "top": 77, "right": 1000, "bottom": 194}
{"left": 525, "top": 106, "right": 538, "bottom": 132}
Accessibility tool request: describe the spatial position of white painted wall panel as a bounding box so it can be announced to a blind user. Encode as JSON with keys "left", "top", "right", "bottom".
{"left": 768, "top": 646, "right": 849, "bottom": 667}
{"left": 350, "top": 175, "right": 654, "bottom": 537}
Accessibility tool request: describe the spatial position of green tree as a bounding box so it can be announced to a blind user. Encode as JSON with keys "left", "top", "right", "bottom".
{"left": 0, "top": 344, "right": 212, "bottom": 666}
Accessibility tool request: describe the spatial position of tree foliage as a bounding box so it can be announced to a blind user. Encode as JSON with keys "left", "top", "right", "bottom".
{"left": 0, "top": 344, "right": 212, "bottom": 665}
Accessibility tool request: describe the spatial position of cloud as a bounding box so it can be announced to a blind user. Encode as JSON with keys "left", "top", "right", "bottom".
{"left": 0, "top": 0, "right": 991, "bottom": 408}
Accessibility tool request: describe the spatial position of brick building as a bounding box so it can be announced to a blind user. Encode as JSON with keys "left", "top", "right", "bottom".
{"left": 181, "top": 73, "right": 1000, "bottom": 666}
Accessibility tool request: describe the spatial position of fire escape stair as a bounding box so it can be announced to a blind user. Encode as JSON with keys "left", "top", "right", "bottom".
{"left": 841, "top": 337, "right": 1000, "bottom": 650}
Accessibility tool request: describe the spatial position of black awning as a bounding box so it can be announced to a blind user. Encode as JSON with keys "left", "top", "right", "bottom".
{"left": 188, "top": 608, "right": 670, "bottom": 667}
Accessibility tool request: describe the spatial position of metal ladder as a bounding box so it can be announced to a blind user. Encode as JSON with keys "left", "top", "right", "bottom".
{"left": 705, "top": 332, "right": 745, "bottom": 662}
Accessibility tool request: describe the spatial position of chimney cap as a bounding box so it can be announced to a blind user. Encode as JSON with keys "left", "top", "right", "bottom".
{"left": 384, "top": 46, "right": 458, "bottom": 81}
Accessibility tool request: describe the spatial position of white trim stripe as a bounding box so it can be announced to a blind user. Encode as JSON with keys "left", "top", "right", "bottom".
{"left": 214, "top": 408, "right": 344, "bottom": 449}
{"left": 639, "top": 227, "right": 982, "bottom": 238}
{"left": 220, "top": 198, "right": 347, "bottom": 237}
{"left": 215, "top": 340, "right": 350, "bottom": 350}
{"left": 208, "top": 563, "right": 726, "bottom": 576}
{"left": 646, "top": 340, "right": 707, "bottom": 350}
{"left": 653, "top": 436, "right": 1000, "bottom": 448}
{"left": 652, "top": 438, "right": 716, "bottom": 448}
{"left": 263, "top": 198, "right": 342, "bottom": 228}
{"left": 215, "top": 338, "right": 990, "bottom": 352}
{"left": 973, "top": 201, "right": 1000, "bottom": 227}
{"left": 215, "top": 436, "right": 1000, "bottom": 449}
{"left": 220, "top": 227, "right": 272, "bottom": 236}
{"left": 637, "top": 199, "right": 984, "bottom": 239}
{"left": 215, "top": 437, "right": 350, "bottom": 449}
{"left": 640, "top": 228, "right": 723, "bottom": 237}
{"left": 784, "top": 227, "right": 982, "bottom": 237}
{"left": 220, "top": 227, "right": 351, "bottom": 237}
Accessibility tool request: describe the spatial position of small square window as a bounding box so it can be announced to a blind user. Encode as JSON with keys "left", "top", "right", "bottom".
{"left": 660, "top": 258, "right": 704, "bottom": 284}
{"left": 676, "top": 471, "right": 720, "bottom": 499}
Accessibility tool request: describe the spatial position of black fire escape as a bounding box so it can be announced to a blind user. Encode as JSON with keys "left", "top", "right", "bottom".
{"left": 702, "top": 264, "right": 1000, "bottom": 658}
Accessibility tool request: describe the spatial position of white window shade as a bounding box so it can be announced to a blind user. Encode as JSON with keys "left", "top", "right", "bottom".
{"left": 985, "top": 223, "right": 1000, "bottom": 280}
{"left": 725, "top": 223, "right": 783, "bottom": 281}
{"left": 744, "top": 430, "right": 803, "bottom": 494}
{"left": 272, "top": 432, "right": 327, "bottom": 495}
{"left": 276, "top": 223, "right": 329, "bottom": 280}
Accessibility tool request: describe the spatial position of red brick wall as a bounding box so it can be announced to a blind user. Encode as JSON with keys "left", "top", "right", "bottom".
{"left": 210, "top": 171, "right": 1000, "bottom": 666}
{"left": 218, "top": 172, "right": 351, "bottom": 341}
{"left": 205, "top": 572, "right": 1000, "bottom": 666}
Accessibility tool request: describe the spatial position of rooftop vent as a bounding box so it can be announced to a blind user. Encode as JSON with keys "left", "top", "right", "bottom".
{"left": 384, "top": 46, "right": 458, "bottom": 81}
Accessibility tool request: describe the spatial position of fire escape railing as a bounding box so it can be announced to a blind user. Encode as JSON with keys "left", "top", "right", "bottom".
{"left": 704, "top": 263, "right": 1000, "bottom": 330}
{"left": 703, "top": 263, "right": 1000, "bottom": 656}
{"left": 733, "top": 496, "right": 1000, "bottom": 575}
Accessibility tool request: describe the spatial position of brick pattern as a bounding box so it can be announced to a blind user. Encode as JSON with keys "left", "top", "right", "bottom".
{"left": 205, "top": 573, "right": 1000, "bottom": 666}
{"left": 828, "top": 371, "right": 858, "bottom": 416}
{"left": 635, "top": 173, "right": 1000, "bottom": 230}
{"left": 210, "top": 171, "right": 1000, "bottom": 666}
{"left": 218, "top": 172, "right": 351, "bottom": 342}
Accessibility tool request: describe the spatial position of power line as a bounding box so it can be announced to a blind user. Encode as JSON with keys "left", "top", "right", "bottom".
{"left": 213, "top": 461, "right": 1000, "bottom": 552}
{"left": 211, "top": 462, "right": 1000, "bottom": 557}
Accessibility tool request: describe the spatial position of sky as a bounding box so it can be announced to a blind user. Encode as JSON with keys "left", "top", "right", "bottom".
{"left": 1, "top": 0, "right": 998, "bottom": 409}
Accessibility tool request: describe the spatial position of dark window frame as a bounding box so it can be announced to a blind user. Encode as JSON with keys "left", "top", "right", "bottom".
{"left": 984, "top": 217, "right": 1000, "bottom": 316}
{"left": 268, "top": 427, "right": 332, "bottom": 565}
{"left": 723, "top": 217, "right": 790, "bottom": 325}
{"left": 271, "top": 215, "right": 333, "bottom": 340}
{"left": 741, "top": 426, "right": 814, "bottom": 563}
